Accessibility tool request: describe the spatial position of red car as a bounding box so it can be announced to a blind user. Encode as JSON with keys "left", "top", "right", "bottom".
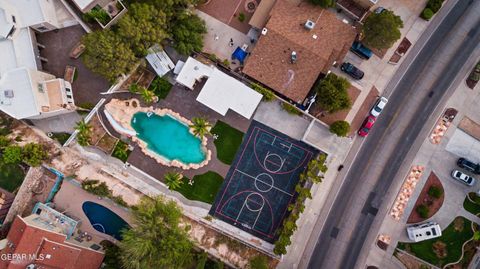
{"left": 358, "top": 116, "right": 376, "bottom": 137}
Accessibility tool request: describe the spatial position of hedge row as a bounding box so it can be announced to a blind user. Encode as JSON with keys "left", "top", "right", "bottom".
{"left": 420, "top": 0, "right": 445, "bottom": 21}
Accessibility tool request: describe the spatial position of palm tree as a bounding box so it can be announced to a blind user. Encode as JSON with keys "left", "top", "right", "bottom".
{"left": 189, "top": 117, "right": 211, "bottom": 138}
{"left": 75, "top": 119, "right": 92, "bottom": 146}
{"left": 164, "top": 172, "right": 183, "bottom": 190}
{"left": 140, "top": 88, "right": 155, "bottom": 104}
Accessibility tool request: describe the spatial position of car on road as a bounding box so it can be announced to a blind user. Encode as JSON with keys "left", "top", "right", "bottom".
{"left": 370, "top": 97, "right": 388, "bottom": 117}
{"left": 457, "top": 157, "right": 480, "bottom": 174}
{"left": 350, "top": 41, "right": 373, "bottom": 60}
{"left": 407, "top": 222, "right": 442, "bottom": 242}
{"left": 451, "top": 170, "right": 476, "bottom": 186}
{"left": 358, "top": 115, "right": 376, "bottom": 137}
{"left": 341, "top": 62, "right": 364, "bottom": 80}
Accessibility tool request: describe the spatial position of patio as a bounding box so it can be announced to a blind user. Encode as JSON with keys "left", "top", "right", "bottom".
{"left": 197, "top": 0, "right": 256, "bottom": 34}
{"left": 98, "top": 82, "right": 252, "bottom": 181}
{"left": 36, "top": 25, "right": 110, "bottom": 106}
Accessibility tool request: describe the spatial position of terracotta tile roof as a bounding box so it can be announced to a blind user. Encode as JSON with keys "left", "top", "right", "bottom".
{"left": 243, "top": 0, "right": 357, "bottom": 102}
{"left": 0, "top": 216, "right": 104, "bottom": 269}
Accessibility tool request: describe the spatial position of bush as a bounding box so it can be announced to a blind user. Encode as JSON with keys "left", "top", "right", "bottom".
{"left": 421, "top": 8, "right": 434, "bottom": 20}
{"left": 426, "top": 0, "right": 444, "bottom": 13}
{"left": 330, "top": 121, "right": 350, "bottom": 137}
{"left": 251, "top": 83, "right": 276, "bottom": 101}
{"left": 249, "top": 255, "right": 269, "bottom": 269}
{"left": 77, "top": 102, "right": 95, "bottom": 111}
{"left": 22, "top": 143, "right": 47, "bottom": 167}
{"left": 83, "top": 7, "right": 111, "bottom": 25}
{"left": 281, "top": 102, "right": 302, "bottom": 115}
{"left": 416, "top": 204, "right": 430, "bottom": 218}
{"left": 148, "top": 76, "right": 172, "bottom": 99}
{"left": 238, "top": 12, "right": 245, "bottom": 22}
{"left": 315, "top": 73, "right": 351, "bottom": 113}
{"left": 81, "top": 179, "right": 112, "bottom": 197}
{"left": 428, "top": 185, "right": 443, "bottom": 199}
{"left": 3, "top": 145, "right": 22, "bottom": 164}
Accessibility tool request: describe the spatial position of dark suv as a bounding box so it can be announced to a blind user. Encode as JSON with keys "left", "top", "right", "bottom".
{"left": 341, "top": 62, "right": 364, "bottom": 80}
{"left": 457, "top": 158, "right": 480, "bottom": 174}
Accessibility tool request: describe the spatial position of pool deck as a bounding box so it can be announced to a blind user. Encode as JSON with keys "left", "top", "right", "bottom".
{"left": 99, "top": 82, "right": 252, "bottom": 181}
{"left": 53, "top": 179, "right": 133, "bottom": 243}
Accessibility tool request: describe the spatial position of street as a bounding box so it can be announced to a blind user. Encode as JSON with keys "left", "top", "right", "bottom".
{"left": 305, "top": 0, "right": 480, "bottom": 268}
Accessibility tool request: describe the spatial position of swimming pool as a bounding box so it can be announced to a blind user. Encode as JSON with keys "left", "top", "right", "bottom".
{"left": 131, "top": 112, "right": 206, "bottom": 164}
{"left": 82, "top": 201, "right": 129, "bottom": 240}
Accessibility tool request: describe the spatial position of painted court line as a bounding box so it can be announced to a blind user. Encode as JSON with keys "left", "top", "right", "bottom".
{"left": 235, "top": 169, "right": 293, "bottom": 196}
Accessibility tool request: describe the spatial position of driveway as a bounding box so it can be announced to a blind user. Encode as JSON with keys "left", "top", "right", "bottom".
{"left": 31, "top": 111, "right": 83, "bottom": 133}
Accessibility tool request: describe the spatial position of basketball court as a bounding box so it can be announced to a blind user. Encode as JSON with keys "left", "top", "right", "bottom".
{"left": 210, "top": 121, "right": 319, "bottom": 242}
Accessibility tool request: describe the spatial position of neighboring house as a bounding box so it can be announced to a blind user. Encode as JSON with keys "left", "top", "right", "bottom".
{"left": 0, "top": 0, "right": 75, "bottom": 120}
{"left": 336, "top": 0, "right": 378, "bottom": 21}
{"left": 243, "top": 0, "right": 357, "bottom": 104}
{"left": 0, "top": 203, "right": 105, "bottom": 269}
{"left": 70, "top": 0, "right": 126, "bottom": 28}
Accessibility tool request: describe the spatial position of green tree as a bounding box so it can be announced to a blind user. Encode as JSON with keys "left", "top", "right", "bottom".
{"left": 474, "top": 231, "right": 480, "bottom": 241}
{"left": 101, "top": 241, "right": 122, "bottom": 269}
{"left": 249, "top": 255, "right": 269, "bottom": 269}
{"left": 330, "top": 120, "right": 350, "bottom": 137}
{"left": 81, "top": 179, "right": 112, "bottom": 197}
{"left": 309, "top": 0, "right": 335, "bottom": 8}
{"left": 3, "top": 145, "right": 22, "bottom": 164}
{"left": 140, "top": 88, "right": 156, "bottom": 104}
{"left": 119, "top": 196, "right": 193, "bottom": 269}
{"left": 416, "top": 204, "right": 429, "bottom": 218}
{"left": 428, "top": 185, "right": 443, "bottom": 199}
{"left": 117, "top": 3, "right": 169, "bottom": 56}
{"left": 22, "top": 143, "right": 47, "bottom": 167}
{"left": 362, "top": 10, "right": 404, "bottom": 49}
{"left": 171, "top": 12, "right": 207, "bottom": 55}
{"left": 0, "top": 135, "right": 10, "bottom": 148}
{"left": 82, "top": 30, "right": 136, "bottom": 83}
{"left": 164, "top": 171, "right": 183, "bottom": 190}
{"left": 315, "top": 74, "right": 351, "bottom": 113}
{"left": 189, "top": 117, "right": 211, "bottom": 138}
{"left": 421, "top": 8, "right": 434, "bottom": 21}
{"left": 75, "top": 119, "right": 92, "bottom": 146}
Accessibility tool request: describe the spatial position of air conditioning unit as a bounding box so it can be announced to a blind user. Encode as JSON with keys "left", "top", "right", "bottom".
{"left": 304, "top": 20, "right": 315, "bottom": 30}
{"left": 4, "top": 90, "right": 13, "bottom": 98}
{"left": 261, "top": 28, "right": 268, "bottom": 35}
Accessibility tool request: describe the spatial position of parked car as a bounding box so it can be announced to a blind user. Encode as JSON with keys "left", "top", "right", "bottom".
{"left": 350, "top": 41, "right": 373, "bottom": 60}
{"left": 374, "top": 7, "right": 386, "bottom": 14}
{"left": 341, "top": 62, "right": 364, "bottom": 80}
{"left": 370, "top": 97, "right": 388, "bottom": 117}
{"left": 358, "top": 115, "right": 376, "bottom": 137}
{"left": 451, "top": 170, "right": 476, "bottom": 186}
{"left": 457, "top": 157, "right": 480, "bottom": 174}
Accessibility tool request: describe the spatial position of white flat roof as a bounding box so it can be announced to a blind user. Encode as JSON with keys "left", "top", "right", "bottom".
{"left": 5, "top": 0, "right": 45, "bottom": 27}
{"left": 146, "top": 46, "right": 175, "bottom": 77}
{"left": 0, "top": 68, "right": 39, "bottom": 119}
{"left": 71, "top": 0, "right": 94, "bottom": 10}
{"left": 176, "top": 57, "right": 262, "bottom": 119}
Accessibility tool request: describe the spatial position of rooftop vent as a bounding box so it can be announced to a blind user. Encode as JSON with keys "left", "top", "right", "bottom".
{"left": 291, "top": 51, "right": 297, "bottom": 64}
{"left": 304, "top": 20, "right": 315, "bottom": 30}
{"left": 4, "top": 90, "right": 13, "bottom": 98}
{"left": 261, "top": 28, "right": 268, "bottom": 35}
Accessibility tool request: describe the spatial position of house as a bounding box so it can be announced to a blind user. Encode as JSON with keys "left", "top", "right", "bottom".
{"left": 70, "top": 0, "right": 127, "bottom": 28}
{"left": 0, "top": 0, "right": 76, "bottom": 120}
{"left": 0, "top": 203, "right": 105, "bottom": 269}
{"left": 175, "top": 57, "right": 263, "bottom": 119}
{"left": 243, "top": 1, "right": 357, "bottom": 104}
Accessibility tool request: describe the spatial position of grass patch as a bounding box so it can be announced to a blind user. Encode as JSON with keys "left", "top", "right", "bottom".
{"left": 0, "top": 162, "right": 26, "bottom": 193}
{"left": 112, "top": 141, "right": 131, "bottom": 162}
{"left": 463, "top": 193, "right": 480, "bottom": 216}
{"left": 51, "top": 132, "right": 71, "bottom": 145}
{"left": 397, "top": 216, "right": 473, "bottom": 267}
{"left": 148, "top": 76, "right": 172, "bottom": 100}
{"left": 210, "top": 121, "right": 244, "bottom": 165}
{"left": 176, "top": 171, "right": 223, "bottom": 204}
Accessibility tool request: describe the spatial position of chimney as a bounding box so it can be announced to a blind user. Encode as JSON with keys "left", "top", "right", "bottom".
{"left": 304, "top": 20, "right": 315, "bottom": 30}
{"left": 291, "top": 51, "right": 297, "bottom": 64}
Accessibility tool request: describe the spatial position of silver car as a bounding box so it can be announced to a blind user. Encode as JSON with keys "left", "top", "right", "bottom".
{"left": 370, "top": 97, "right": 388, "bottom": 117}
{"left": 451, "top": 170, "right": 476, "bottom": 186}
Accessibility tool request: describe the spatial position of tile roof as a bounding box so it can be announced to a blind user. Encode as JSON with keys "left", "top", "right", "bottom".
{"left": 0, "top": 216, "right": 104, "bottom": 269}
{"left": 243, "top": 1, "right": 357, "bottom": 102}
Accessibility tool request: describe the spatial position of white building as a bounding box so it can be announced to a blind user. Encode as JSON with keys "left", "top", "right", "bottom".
{"left": 0, "top": 0, "right": 75, "bottom": 119}
{"left": 407, "top": 222, "right": 442, "bottom": 242}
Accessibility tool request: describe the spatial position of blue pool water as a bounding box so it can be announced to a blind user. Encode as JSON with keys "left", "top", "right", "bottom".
{"left": 82, "top": 201, "right": 129, "bottom": 240}
{"left": 131, "top": 112, "right": 206, "bottom": 164}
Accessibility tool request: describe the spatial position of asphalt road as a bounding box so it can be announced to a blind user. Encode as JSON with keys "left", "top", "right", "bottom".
{"left": 307, "top": 0, "right": 480, "bottom": 268}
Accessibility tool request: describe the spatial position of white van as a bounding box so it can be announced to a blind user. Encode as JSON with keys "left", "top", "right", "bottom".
{"left": 407, "top": 222, "right": 442, "bottom": 242}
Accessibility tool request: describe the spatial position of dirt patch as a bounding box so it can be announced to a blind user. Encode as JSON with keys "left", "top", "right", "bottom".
{"left": 120, "top": 66, "right": 156, "bottom": 91}
{"left": 407, "top": 172, "right": 445, "bottom": 224}
{"left": 348, "top": 86, "right": 380, "bottom": 135}
{"left": 311, "top": 85, "right": 361, "bottom": 126}
{"left": 458, "top": 116, "right": 480, "bottom": 141}
{"left": 394, "top": 250, "right": 432, "bottom": 269}
{"left": 96, "top": 134, "right": 118, "bottom": 154}
{"left": 389, "top": 38, "right": 412, "bottom": 64}
{"left": 433, "top": 241, "right": 448, "bottom": 259}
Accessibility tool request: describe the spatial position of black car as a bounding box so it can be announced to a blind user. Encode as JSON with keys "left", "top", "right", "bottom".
{"left": 340, "top": 62, "right": 364, "bottom": 80}
{"left": 457, "top": 157, "right": 480, "bottom": 174}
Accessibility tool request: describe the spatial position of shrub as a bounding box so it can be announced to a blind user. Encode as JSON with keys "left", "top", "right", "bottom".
{"left": 421, "top": 8, "right": 434, "bottom": 20}
{"left": 249, "top": 255, "right": 269, "bottom": 269}
{"left": 3, "top": 145, "right": 22, "bottom": 164}
{"left": 81, "top": 179, "right": 112, "bottom": 197}
{"left": 315, "top": 73, "right": 351, "bottom": 113}
{"left": 77, "top": 102, "right": 95, "bottom": 111}
{"left": 428, "top": 185, "right": 443, "bottom": 199}
{"left": 426, "top": 0, "right": 444, "bottom": 13}
{"left": 0, "top": 135, "right": 10, "bottom": 148}
{"left": 469, "top": 71, "right": 480, "bottom": 82}
{"left": 222, "top": 59, "right": 230, "bottom": 66}
{"left": 22, "top": 143, "right": 47, "bottom": 167}
{"left": 148, "top": 76, "right": 172, "bottom": 99}
{"left": 251, "top": 83, "right": 276, "bottom": 101}
{"left": 330, "top": 121, "right": 350, "bottom": 137}
{"left": 281, "top": 102, "right": 302, "bottom": 115}
{"left": 83, "top": 7, "right": 111, "bottom": 25}
{"left": 416, "top": 204, "right": 430, "bottom": 218}
{"left": 111, "top": 195, "right": 129, "bottom": 207}
{"left": 238, "top": 12, "right": 245, "bottom": 22}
